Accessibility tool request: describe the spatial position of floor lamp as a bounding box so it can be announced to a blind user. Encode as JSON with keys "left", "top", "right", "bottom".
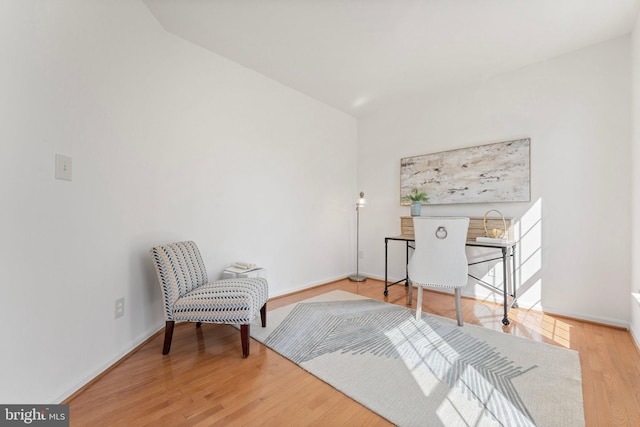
{"left": 348, "top": 191, "right": 367, "bottom": 282}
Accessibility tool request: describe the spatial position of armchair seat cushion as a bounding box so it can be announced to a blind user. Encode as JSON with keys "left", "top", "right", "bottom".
{"left": 172, "top": 277, "right": 268, "bottom": 324}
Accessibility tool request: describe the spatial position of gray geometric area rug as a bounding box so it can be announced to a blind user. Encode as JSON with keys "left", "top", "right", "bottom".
{"left": 250, "top": 291, "right": 584, "bottom": 427}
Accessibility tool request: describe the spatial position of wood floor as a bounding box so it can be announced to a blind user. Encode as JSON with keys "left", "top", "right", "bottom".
{"left": 66, "top": 279, "right": 640, "bottom": 426}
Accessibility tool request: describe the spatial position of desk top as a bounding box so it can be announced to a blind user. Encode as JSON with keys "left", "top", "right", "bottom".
{"left": 400, "top": 216, "right": 515, "bottom": 242}
{"left": 385, "top": 234, "right": 516, "bottom": 248}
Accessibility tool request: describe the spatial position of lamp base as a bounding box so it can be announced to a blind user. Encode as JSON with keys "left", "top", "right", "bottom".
{"left": 348, "top": 274, "right": 367, "bottom": 282}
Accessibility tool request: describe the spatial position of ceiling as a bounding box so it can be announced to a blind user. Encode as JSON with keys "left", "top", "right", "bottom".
{"left": 144, "top": 0, "right": 640, "bottom": 117}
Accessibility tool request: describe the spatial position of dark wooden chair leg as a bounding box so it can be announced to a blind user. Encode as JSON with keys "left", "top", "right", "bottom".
{"left": 162, "top": 321, "right": 175, "bottom": 355}
{"left": 196, "top": 322, "right": 202, "bottom": 328}
{"left": 241, "top": 324, "right": 250, "bottom": 358}
{"left": 260, "top": 303, "right": 267, "bottom": 327}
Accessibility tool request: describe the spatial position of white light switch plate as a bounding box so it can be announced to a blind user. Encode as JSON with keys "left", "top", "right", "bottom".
{"left": 55, "top": 154, "right": 72, "bottom": 181}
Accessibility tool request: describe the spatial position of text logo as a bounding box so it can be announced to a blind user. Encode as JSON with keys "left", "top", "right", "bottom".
{"left": 1, "top": 405, "right": 68, "bottom": 426}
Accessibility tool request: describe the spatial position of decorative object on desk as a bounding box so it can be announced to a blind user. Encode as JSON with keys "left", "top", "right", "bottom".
{"left": 400, "top": 138, "right": 530, "bottom": 205}
{"left": 250, "top": 291, "right": 585, "bottom": 427}
{"left": 348, "top": 191, "right": 367, "bottom": 282}
{"left": 483, "top": 209, "right": 507, "bottom": 238}
{"left": 401, "top": 188, "right": 429, "bottom": 216}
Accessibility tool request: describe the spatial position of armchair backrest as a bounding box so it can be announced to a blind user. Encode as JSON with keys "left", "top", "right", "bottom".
{"left": 150, "top": 241, "right": 208, "bottom": 320}
{"left": 408, "top": 217, "right": 469, "bottom": 288}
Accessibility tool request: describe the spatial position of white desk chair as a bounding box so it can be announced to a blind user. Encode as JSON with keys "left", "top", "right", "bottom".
{"left": 408, "top": 217, "right": 469, "bottom": 325}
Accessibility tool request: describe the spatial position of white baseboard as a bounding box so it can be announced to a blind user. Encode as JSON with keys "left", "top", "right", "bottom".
{"left": 539, "top": 305, "right": 629, "bottom": 329}
{"left": 631, "top": 293, "right": 640, "bottom": 352}
{"left": 630, "top": 325, "right": 640, "bottom": 353}
{"left": 52, "top": 323, "right": 164, "bottom": 403}
{"left": 268, "top": 274, "right": 352, "bottom": 298}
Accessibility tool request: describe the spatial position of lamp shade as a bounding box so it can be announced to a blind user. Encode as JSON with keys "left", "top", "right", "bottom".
{"left": 357, "top": 191, "right": 366, "bottom": 208}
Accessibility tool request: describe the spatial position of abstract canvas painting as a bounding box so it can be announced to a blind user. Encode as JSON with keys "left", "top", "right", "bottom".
{"left": 400, "top": 139, "right": 530, "bottom": 205}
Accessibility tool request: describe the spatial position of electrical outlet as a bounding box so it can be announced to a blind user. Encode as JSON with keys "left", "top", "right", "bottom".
{"left": 55, "top": 154, "right": 72, "bottom": 181}
{"left": 115, "top": 298, "right": 125, "bottom": 319}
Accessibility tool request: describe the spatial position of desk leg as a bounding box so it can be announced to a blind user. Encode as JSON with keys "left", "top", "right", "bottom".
{"left": 405, "top": 240, "right": 409, "bottom": 287}
{"left": 501, "top": 247, "right": 510, "bottom": 326}
{"left": 384, "top": 238, "right": 389, "bottom": 297}
{"left": 511, "top": 244, "right": 518, "bottom": 308}
{"left": 406, "top": 241, "right": 412, "bottom": 306}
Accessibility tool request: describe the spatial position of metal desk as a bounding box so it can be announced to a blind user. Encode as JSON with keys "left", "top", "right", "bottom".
{"left": 384, "top": 235, "right": 518, "bottom": 325}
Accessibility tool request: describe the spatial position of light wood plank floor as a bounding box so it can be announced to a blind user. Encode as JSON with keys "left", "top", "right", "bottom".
{"left": 66, "top": 279, "right": 640, "bottom": 426}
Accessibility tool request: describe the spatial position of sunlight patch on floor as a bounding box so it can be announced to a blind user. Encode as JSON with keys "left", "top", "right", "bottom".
{"left": 385, "top": 317, "right": 536, "bottom": 426}
{"left": 384, "top": 318, "right": 447, "bottom": 397}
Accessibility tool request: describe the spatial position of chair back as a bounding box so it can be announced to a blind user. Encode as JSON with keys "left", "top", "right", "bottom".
{"left": 408, "top": 217, "right": 469, "bottom": 288}
{"left": 150, "top": 241, "right": 208, "bottom": 320}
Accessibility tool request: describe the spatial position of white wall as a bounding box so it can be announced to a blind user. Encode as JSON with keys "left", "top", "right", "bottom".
{"left": 358, "top": 37, "right": 631, "bottom": 327}
{"left": 631, "top": 12, "right": 640, "bottom": 348}
{"left": 0, "top": 0, "right": 356, "bottom": 403}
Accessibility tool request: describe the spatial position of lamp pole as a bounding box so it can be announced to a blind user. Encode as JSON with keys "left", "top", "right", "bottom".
{"left": 349, "top": 191, "right": 366, "bottom": 282}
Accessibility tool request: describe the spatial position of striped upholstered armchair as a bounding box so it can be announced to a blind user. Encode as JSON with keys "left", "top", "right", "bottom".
{"left": 150, "top": 241, "right": 269, "bottom": 358}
